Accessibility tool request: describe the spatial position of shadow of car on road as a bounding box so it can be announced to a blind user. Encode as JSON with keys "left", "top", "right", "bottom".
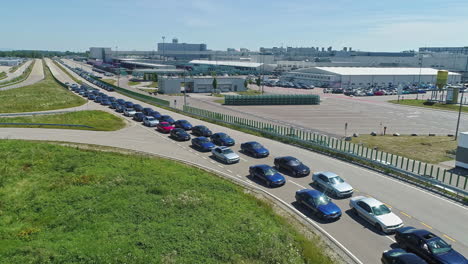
{"left": 345, "top": 209, "right": 390, "bottom": 236}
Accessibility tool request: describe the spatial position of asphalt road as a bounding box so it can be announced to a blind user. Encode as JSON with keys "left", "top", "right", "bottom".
{"left": 0, "top": 59, "right": 44, "bottom": 91}
{"left": 0, "top": 60, "right": 32, "bottom": 82}
{"left": 24, "top": 58, "right": 467, "bottom": 264}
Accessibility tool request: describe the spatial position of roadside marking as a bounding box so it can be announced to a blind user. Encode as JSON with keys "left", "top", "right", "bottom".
{"left": 385, "top": 236, "right": 396, "bottom": 243}
{"left": 420, "top": 222, "right": 433, "bottom": 229}
{"left": 290, "top": 180, "right": 307, "bottom": 189}
{"left": 217, "top": 165, "right": 224, "bottom": 168}
{"left": 202, "top": 156, "right": 207, "bottom": 159}
{"left": 236, "top": 174, "right": 242, "bottom": 178}
{"left": 194, "top": 153, "right": 200, "bottom": 156}
{"left": 240, "top": 157, "right": 248, "bottom": 161}
{"left": 210, "top": 160, "right": 216, "bottom": 164}
{"left": 443, "top": 234, "right": 456, "bottom": 242}
{"left": 384, "top": 203, "right": 392, "bottom": 208}
{"left": 226, "top": 169, "right": 233, "bottom": 173}
{"left": 400, "top": 212, "right": 412, "bottom": 219}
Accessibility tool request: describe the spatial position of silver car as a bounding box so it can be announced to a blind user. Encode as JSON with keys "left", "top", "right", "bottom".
{"left": 211, "top": 146, "right": 240, "bottom": 164}
{"left": 143, "top": 116, "right": 159, "bottom": 127}
{"left": 312, "top": 172, "right": 353, "bottom": 198}
{"left": 123, "top": 108, "right": 136, "bottom": 117}
{"left": 349, "top": 196, "right": 403, "bottom": 234}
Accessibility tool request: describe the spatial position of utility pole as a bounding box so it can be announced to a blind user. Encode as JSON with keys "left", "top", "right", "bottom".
{"left": 455, "top": 90, "right": 465, "bottom": 140}
{"left": 417, "top": 52, "right": 423, "bottom": 100}
{"left": 183, "top": 43, "right": 187, "bottom": 106}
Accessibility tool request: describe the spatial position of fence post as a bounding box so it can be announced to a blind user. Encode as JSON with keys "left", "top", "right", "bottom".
{"left": 370, "top": 148, "right": 374, "bottom": 159}
{"left": 449, "top": 172, "right": 453, "bottom": 185}
{"left": 442, "top": 170, "right": 447, "bottom": 183}
{"left": 456, "top": 174, "right": 460, "bottom": 187}
{"left": 429, "top": 165, "right": 434, "bottom": 179}
{"left": 390, "top": 154, "right": 393, "bottom": 165}
{"left": 379, "top": 151, "right": 383, "bottom": 162}
{"left": 417, "top": 162, "right": 421, "bottom": 175}
{"left": 464, "top": 176, "right": 467, "bottom": 190}
{"left": 436, "top": 167, "right": 440, "bottom": 181}
{"left": 406, "top": 158, "right": 410, "bottom": 171}
{"left": 423, "top": 163, "right": 427, "bottom": 177}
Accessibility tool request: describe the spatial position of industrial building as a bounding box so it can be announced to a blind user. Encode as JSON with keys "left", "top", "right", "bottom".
{"left": 281, "top": 67, "right": 461, "bottom": 88}
{"left": 0, "top": 58, "right": 23, "bottom": 66}
{"left": 189, "top": 60, "right": 276, "bottom": 75}
{"left": 159, "top": 76, "right": 246, "bottom": 94}
{"left": 89, "top": 47, "right": 112, "bottom": 62}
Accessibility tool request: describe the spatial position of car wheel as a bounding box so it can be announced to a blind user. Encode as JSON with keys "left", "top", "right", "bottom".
{"left": 375, "top": 223, "right": 383, "bottom": 233}
{"left": 266, "top": 181, "right": 272, "bottom": 188}
{"left": 293, "top": 171, "right": 297, "bottom": 177}
{"left": 274, "top": 164, "right": 279, "bottom": 170}
{"left": 352, "top": 208, "right": 358, "bottom": 216}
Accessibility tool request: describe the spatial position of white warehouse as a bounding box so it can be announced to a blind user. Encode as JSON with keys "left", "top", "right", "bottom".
{"left": 282, "top": 67, "right": 461, "bottom": 88}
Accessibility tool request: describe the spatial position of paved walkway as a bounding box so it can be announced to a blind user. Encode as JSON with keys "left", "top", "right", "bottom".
{"left": 0, "top": 59, "right": 45, "bottom": 91}
{"left": 0, "top": 60, "right": 32, "bottom": 83}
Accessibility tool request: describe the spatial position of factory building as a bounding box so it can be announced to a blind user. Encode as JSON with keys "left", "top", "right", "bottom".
{"left": 0, "top": 58, "right": 24, "bottom": 66}
{"left": 159, "top": 76, "right": 246, "bottom": 94}
{"left": 89, "top": 47, "right": 113, "bottom": 62}
{"left": 282, "top": 67, "right": 461, "bottom": 88}
{"left": 189, "top": 60, "right": 276, "bottom": 75}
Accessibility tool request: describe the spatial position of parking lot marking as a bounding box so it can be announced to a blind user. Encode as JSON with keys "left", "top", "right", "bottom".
{"left": 400, "top": 212, "right": 412, "bottom": 218}
{"left": 240, "top": 157, "right": 248, "bottom": 161}
{"left": 420, "top": 222, "right": 433, "bottom": 229}
{"left": 188, "top": 149, "right": 193, "bottom": 152}
{"left": 194, "top": 153, "right": 200, "bottom": 156}
{"left": 443, "top": 234, "right": 456, "bottom": 242}
{"left": 217, "top": 165, "right": 224, "bottom": 168}
{"left": 236, "top": 174, "right": 242, "bottom": 178}
{"left": 385, "top": 236, "right": 396, "bottom": 243}
{"left": 384, "top": 203, "right": 392, "bottom": 208}
{"left": 210, "top": 160, "right": 216, "bottom": 164}
{"left": 290, "top": 180, "right": 307, "bottom": 189}
{"left": 226, "top": 169, "right": 233, "bottom": 173}
{"left": 202, "top": 156, "right": 207, "bottom": 160}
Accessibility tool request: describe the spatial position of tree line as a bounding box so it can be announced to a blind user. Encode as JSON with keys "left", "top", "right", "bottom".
{"left": 0, "top": 50, "right": 87, "bottom": 58}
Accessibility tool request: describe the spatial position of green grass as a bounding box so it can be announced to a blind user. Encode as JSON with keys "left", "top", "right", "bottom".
{"left": 389, "top": 99, "right": 468, "bottom": 113}
{"left": 52, "top": 60, "right": 82, "bottom": 85}
{"left": 0, "top": 71, "right": 6, "bottom": 80}
{"left": 128, "top": 80, "right": 141, "bottom": 86}
{"left": 144, "top": 81, "right": 158, "bottom": 88}
{"left": 236, "top": 89, "right": 262, "bottom": 95}
{"left": 0, "top": 63, "right": 86, "bottom": 113}
{"left": 0, "top": 110, "right": 126, "bottom": 131}
{"left": 102, "top": 78, "right": 116, "bottom": 85}
{"left": 351, "top": 135, "right": 457, "bottom": 164}
{"left": 214, "top": 98, "right": 225, "bottom": 104}
{"left": 0, "top": 140, "right": 334, "bottom": 264}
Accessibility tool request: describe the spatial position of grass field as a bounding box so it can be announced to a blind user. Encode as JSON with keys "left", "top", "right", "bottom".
{"left": 0, "top": 110, "right": 126, "bottom": 131}
{"left": 0, "top": 140, "right": 334, "bottom": 264}
{"left": 236, "top": 89, "right": 262, "bottom": 95}
{"left": 102, "top": 78, "right": 116, "bottom": 85}
{"left": 144, "top": 81, "right": 158, "bottom": 88}
{"left": 351, "top": 135, "right": 457, "bottom": 164}
{"left": 128, "top": 80, "right": 141, "bottom": 86}
{"left": 52, "top": 60, "right": 82, "bottom": 85}
{"left": 0, "top": 71, "right": 6, "bottom": 80}
{"left": 0, "top": 64, "right": 86, "bottom": 113}
{"left": 389, "top": 99, "right": 468, "bottom": 113}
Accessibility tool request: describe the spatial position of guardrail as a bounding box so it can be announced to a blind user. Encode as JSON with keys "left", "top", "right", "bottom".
{"left": 0, "top": 110, "right": 73, "bottom": 117}
{"left": 0, "top": 123, "right": 94, "bottom": 128}
{"left": 183, "top": 105, "right": 468, "bottom": 200}
{"left": 224, "top": 94, "right": 320, "bottom": 105}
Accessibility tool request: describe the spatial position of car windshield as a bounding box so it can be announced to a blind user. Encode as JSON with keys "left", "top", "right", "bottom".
{"left": 147, "top": 117, "right": 155, "bottom": 121}
{"left": 251, "top": 143, "right": 262, "bottom": 149}
{"left": 161, "top": 123, "right": 170, "bottom": 127}
{"left": 427, "top": 238, "right": 452, "bottom": 255}
{"left": 314, "top": 195, "right": 331, "bottom": 206}
{"left": 180, "top": 120, "right": 188, "bottom": 124}
{"left": 199, "top": 138, "right": 210, "bottom": 143}
{"left": 222, "top": 149, "right": 233, "bottom": 154}
{"left": 329, "top": 176, "right": 344, "bottom": 184}
{"left": 126, "top": 108, "right": 134, "bottom": 111}
{"left": 287, "top": 159, "right": 301, "bottom": 166}
{"left": 371, "top": 204, "right": 391, "bottom": 216}
{"left": 218, "top": 134, "right": 228, "bottom": 138}
{"left": 264, "top": 168, "right": 277, "bottom": 176}
{"left": 199, "top": 127, "right": 208, "bottom": 131}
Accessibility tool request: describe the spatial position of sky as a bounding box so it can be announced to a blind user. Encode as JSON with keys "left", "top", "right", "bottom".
{"left": 2, "top": 0, "right": 468, "bottom": 52}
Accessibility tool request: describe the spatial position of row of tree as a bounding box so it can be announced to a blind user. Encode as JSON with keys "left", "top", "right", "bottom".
{"left": 0, "top": 50, "right": 87, "bottom": 58}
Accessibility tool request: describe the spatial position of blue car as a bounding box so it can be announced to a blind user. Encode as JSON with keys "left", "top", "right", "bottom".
{"left": 395, "top": 227, "right": 468, "bottom": 264}
{"left": 211, "top": 132, "right": 235, "bottom": 146}
{"left": 295, "top": 189, "right": 341, "bottom": 220}
{"left": 158, "top": 115, "right": 175, "bottom": 124}
{"left": 124, "top": 101, "right": 134, "bottom": 108}
{"left": 116, "top": 99, "right": 126, "bottom": 105}
{"left": 174, "top": 120, "right": 193, "bottom": 130}
{"left": 100, "top": 100, "right": 111, "bottom": 106}
{"left": 149, "top": 111, "right": 162, "bottom": 119}
{"left": 381, "top": 249, "right": 426, "bottom": 264}
{"left": 240, "top": 141, "right": 269, "bottom": 158}
{"left": 249, "top": 164, "right": 285, "bottom": 187}
{"left": 191, "top": 137, "right": 216, "bottom": 152}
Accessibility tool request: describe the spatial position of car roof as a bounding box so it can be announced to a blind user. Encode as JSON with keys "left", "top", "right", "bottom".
{"left": 195, "top": 136, "right": 208, "bottom": 140}
{"left": 357, "top": 197, "right": 382, "bottom": 207}
{"left": 252, "top": 164, "right": 272, "bottom": 170}
{"left": 408, "top": 229, "right": 437, "bottom": 240}
{"left": 159, "top": 122, "right": 169, "bottom": 125}
{"left": 244, "top": 141, "right": 258, "bottom": 145}
{"left": 297, "top": 189, "right": 322, "bottom": 198}
{"left": 318, "top": 172, "right": 338, "bottom": 178}
{"left": 177, "top": 119, "right": 188, "bottom": 122}
{"left": 214, "top": 132, "right": 226, "bottom": 136}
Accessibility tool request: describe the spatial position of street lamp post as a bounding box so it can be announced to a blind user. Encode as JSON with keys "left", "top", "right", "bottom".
{"left": 455, "top": 91, "right": 465, "bottom": 140}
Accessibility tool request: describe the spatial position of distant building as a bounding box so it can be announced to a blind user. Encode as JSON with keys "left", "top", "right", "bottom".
{"left": 188, "top": 60, "right": 276, "bottom": 75}
{"left": 0, "top": 58, "right": 23, "bottom": 66}
{"left": 157, "top": 38, "right": 207, "bottom": 60}
{"left": 159, "top": 76, "right": 246, "bottom": 94}
{"left": 89, "top": 47, "right": 112, "bottom": 62}
{"left": 419, "top": 47, "right": 468, "bottom": 54}
{"left": 282, "top": 67, "right": 461, "bottom": 88}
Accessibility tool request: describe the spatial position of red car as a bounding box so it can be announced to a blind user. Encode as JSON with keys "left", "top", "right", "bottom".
{"left": 156, "top": 122, "right": 175, "bottom": 133}
{"left": 374, "top": 90, "right": 385, "bottom": 96}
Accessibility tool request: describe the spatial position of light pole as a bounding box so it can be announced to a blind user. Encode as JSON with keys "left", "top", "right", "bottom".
{"left": 455, "top": 90, "right": 465, "bottom": 140}
{"left": 417, "top": 52, "right": 423, "bottom": 100}
{"left": 183, "top": 43, "right": 187, "bottom": 106}
{"left": 115, "top": 46, "right": 120, "bottom": 88}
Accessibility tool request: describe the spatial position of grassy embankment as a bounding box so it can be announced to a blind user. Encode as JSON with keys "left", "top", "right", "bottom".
{"left": 389, "top": 99, "right": 468, "bottom": 113}
{"left": 8, "top": 60, "right": 28, "bottom": 73}
{"left": 0, "top": 60, "right": 35, "bottom": 87}
{"left": 0, "top": 140, "right": 335, "bottom": 264}
{"left": 0, "top": 71, "right": 6, "bottom": 80}
{"left": 128, "top": 80, "right": 141, "bottom": 86}
{"left": 351, "top": 135, "right": 457, "bottom": 164}
{"left": 52, "top": 60, "right": 82, "bottom": 85}
{"left": 0, "top": 111, "right": 126, "bottom": 131}
{"left": 101, "top": 79, "right": 116, "bottom": 85}
{"left": 144, "top": 81, "right": 158, "bottom": 88}
{"left": 0, "top": 63, "right": 86, "bottom": 113}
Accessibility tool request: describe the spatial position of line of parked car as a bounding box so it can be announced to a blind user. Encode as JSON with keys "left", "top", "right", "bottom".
{"left": 65, "top": 76, "right": 467, "bottom": 264}
{"left": 324, "top": 86, "right": 430, "bottom": 97}
{"left": 262, "top": 79, "right": 315, "bottom": 89}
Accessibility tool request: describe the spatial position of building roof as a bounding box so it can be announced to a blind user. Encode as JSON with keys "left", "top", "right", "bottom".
{"left": 189, "top": 60, "right": 263, "bottom": 68}
{"left": 301, "top": 67, "right": 460, "bottom": 76}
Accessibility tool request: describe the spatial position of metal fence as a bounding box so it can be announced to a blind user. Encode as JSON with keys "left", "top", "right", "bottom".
{"left": 183, "top": 105, "right": 468, "bottom": 197}
{"left": 224, "top": 94, "right": 320, "bottom": 105}
{"left": 0, "top": 123, "right": 94, "bottom": 128}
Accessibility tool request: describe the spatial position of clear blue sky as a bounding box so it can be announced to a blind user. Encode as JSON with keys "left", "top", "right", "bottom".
{"left": 2, "top": 0, "right": 468, "bottom": 52}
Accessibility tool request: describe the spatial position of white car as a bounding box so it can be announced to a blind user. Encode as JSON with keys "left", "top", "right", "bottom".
{"left": 143, "top": 116, "right": 159, "bottom": 127}
{"left": 211, "top": 146, "right": 240, "bottom": 164}
{"left": 123, "top": 108, "right": 136, "bottom": 117}
{"left": 312, "top": 172, "right": 353, "bottom": 198}
{"left": 349, "top": 196, "right": 403, "bottom": 234}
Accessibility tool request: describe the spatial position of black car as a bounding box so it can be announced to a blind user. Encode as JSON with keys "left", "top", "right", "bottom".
{"left": 381, "top": 248, "right": 427, "bottom": 264}
{"left": 174, "top": 120, "right": 193, "bottom": 130}
{"left": 115, "top": 104, "right": 125, "bottom": 113}
{"left": 133, "top": 112, "right": 146, "bottom": 122}
{"left": 124, "top": 101, "right": 134, "bottom": 108}
{"left": 240, "top": 141, "right": 269, "bottom": 158}
{"left": 210, "top": 133, "right": 235, "bottom": 146}
{"left": 108, "top": 97, "right": 116, "bottom": 102}
{"left": 170, "top": 128, "right": 191, "bottom": 141}
{"left": 142, "top": 107, "right": 153, "bottom": 116}
{"left": 395, "top": 227, "right": 467, "bottom": 264}
{"left": 116, "top": 99, "right": 126, "bottom": 105}
{"left": 94, "top": 96, "right": 103, "bottom": 103}
{"left": 133, "top": 104, "right": 144, "bottom": 112}
{"left": 109, "top": 102, "right": 119, "bottom": 109}
{"left": 88, "top": 94, "right": 96, "bottom": 100}
{"left": 159, "top": 115, "right": 175, "bottom": 124}
{"left": 191, "top": 125, "right": 212, "bottom": 137}
{"left": 100, "top": 100, "right": 111, "bottom": 106}
{"left": 274, "top": 156, "right": 310, "bottom": 177}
